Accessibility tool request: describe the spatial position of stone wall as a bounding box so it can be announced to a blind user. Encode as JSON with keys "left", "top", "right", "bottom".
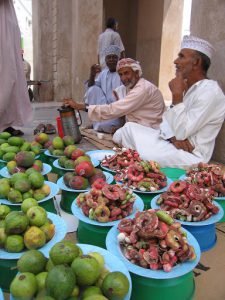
{"left": 190, "top": 0, "right": 225, "bottom": 163}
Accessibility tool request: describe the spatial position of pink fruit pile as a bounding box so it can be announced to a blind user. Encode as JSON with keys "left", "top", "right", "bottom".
{"left": 185, "top": 162, "right": 225, "bottom": 197}
{"left": 117, "top": 209, "right": 196, "bottom": 272}
{"left": 114, "top": 160, "right": 167, "bottom": 192}
{"left": 76, "top": 183, "right": 136, "bottom": 222}
{"left": 101, "top": 148, "right": 141, "bottom": 172}
{"left": 156, "top": 180, "right": 219, "bottom": 222}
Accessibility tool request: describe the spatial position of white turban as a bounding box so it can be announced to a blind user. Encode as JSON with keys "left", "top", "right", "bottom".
{"left": 181, "top": 35, "right": 215, "bottom": 60}
{"left": 116, "top": 58, "right": 142, "bottom": 77}
{"left": 104, "top": 45, "right": 121, "bottom": 58}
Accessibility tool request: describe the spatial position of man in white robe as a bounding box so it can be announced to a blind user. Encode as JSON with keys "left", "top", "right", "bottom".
{"left": 63, "top": 58, "right": 165, "bottom": 132}
{"left": 85, "top": 45, "right": 124, "bottom": 133}
{"left": 0, "top": 0, "right": 32, "bottom": 135}
{"left": 113, "top": 36, "right": 225, "bottom": 169}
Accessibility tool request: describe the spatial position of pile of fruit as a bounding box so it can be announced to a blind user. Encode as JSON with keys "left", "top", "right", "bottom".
{"left": 63, "top": 166, "right": 106, "bottom": 190}
{"left": 47, "top": 135, "right": 78, "bottom": 156}
{"left": 6, "top": 150, "right": 44, "bottom": 175}
{"left": 117, "top": 210, "right": 196, "bottom": 272}
{"left": 101, "top": 147, "right": 141, "bottom": 172}
{"left": 185, "top": 162, "right": 225, "bottom": 197}
{"left": 10, "top": 240, "right": 130, "bottom": 300}
{"left": 0, "top": 132, "right": 42, "bottom": 161}
{"left": 76, "top": 183, "right": 136, "bottom": 222}
{"left": 57, "top": 146, "right": 92, "bottom": 169}
{"left": 156, "top": 180, "right": 219, "bottom": 221}
{"left": 115, "top": 160, "right": 167, "bottom": 192}
{"left": 0, "top": 203, "right": 55, "bottom": 252}
{"left": 0, "top": 172, "right": 50, "bottom": 203}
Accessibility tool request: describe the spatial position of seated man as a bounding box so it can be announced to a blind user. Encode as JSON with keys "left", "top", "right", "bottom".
{"left": 113, "top": 36, "right": 225, "bottom": 169}
{"left": 84, "top": 45, "right": 124, "bottom": 133}
{"left": 64, "top": 58, "right": 165, "bottom": 133}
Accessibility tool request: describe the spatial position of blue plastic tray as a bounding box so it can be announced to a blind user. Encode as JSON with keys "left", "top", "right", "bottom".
{"left": 57, "top": 171, "right": 114, "bottom": 192}
{"left": 0, "top": 212, "right": 67, "bottom": 260}
{"left": 0, "top": 163, "right": 52, "bottom": 178}
{"left": 86, "top": 149, "right": 116, "bottom": 162}
{"left": 151, "top": 194, "right": 224, "bottom": 225}
{"left": 0, "top": 181, "right": 59, "bottom": 206}
{"left": 106, "top": 224, "right": 201, "bottom": 279}
{"left": 10, "top": 243, "right": 132, "bottom": 300}
{"left": 71, "top": 193, "right": 144, "bottom": 226}
{"left": 0, "top": 288, "right": 3, "bottom": 300}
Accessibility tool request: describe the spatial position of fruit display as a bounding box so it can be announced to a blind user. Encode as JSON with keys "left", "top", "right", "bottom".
{"left": 156, "top": 180, "right": 219, "bottom": 221}
{"left": 185, "top": 162, "right": 225, "bottom": 197}
{"left": 0, "top": 203, "right": 55, "bottom": 252}
{"left": 57, "top": 145, "right": 93, "bottom": 169}
{"left": 114, "top": 160, "right": 167, "bottom": 192}
{"left": 46, "top": 135, "right": 77, "bottom": 156}
{"left": 6, "top": 151, "right": 44, "bottom": 175}
{"left": 63, "top": 167, "right": 107, "bottom": 190}
{"left": 0, "top": 172, "right": 50, "bottom": 203}
{"left": 117, "top": 209, "right": 196, "bottom": 272}
{"left": 10, "top": 241, "right": 131, "bottom": 300}
{"left": 0, "top": 132, "right": 42, "bottom": 161}
{"left": 76, "top": 183, "right": 136, "bottom": 222}
{"left": 101, "top": 147, "right": 141, "bottom": 172}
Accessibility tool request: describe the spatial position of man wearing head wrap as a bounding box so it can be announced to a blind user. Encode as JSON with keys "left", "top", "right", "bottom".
{"left": 64, "top": 57, "right": 165, "bottom": 133}
{"left": 98, "top": 17, "right": 125, "bottom": 69}
{"left": 113, "top": 36, "right": 225, "bottom": 168}
{"left": 83, "top": 45, "right": 124, "bottom": 133}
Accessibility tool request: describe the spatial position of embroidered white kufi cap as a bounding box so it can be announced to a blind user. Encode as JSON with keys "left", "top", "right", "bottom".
{"left": 181, "top": 35, "right": 215, "bottom": 59}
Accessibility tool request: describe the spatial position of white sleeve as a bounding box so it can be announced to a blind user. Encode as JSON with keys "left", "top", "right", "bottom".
{"left": 163, "top": 91, "right": 221, "bottom": 140}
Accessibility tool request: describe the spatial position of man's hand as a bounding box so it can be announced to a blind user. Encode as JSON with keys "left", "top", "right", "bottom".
{"left": 63, "top": 99, "right": 85, "bottom": 111}
{"left": 169, "top": 137, "right": 194, "bottom": 153}
{"left": 168, "top": 73, "right": 188, "bottom": 105}
{"left": 90, "top": 64, "right": 101, "bottom": 77}
{"left": 88, "top": 64, "right": 101, "bottom": 87}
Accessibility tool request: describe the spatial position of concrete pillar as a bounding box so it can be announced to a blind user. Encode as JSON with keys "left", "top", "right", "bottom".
{"left": 71, "top": 0, "right": 103, "bottom": 101}
{"left": 32, "top": 0, "right": 73, "bottom": 102}
{"left": 32, "top": 0, "right": 54, "bottom": 101}
{"left": 136, "top": 0, "right": 164, "bottom": 86}
{"left": 159, "top": 0, "right": 184, "bottom": 101}
{"left": 190, "top": 0, "right": 225, "bottom": 164}
{"left": 190, "top": 0, "right": 225, "bottom": 92}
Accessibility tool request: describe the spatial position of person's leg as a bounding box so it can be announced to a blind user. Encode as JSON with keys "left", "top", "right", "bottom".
{"left": 113, "top": 122, "right": 202, "bottom": 169}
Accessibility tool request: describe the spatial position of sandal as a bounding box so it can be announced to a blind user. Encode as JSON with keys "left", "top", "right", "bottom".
{"left": 34, "top": 123, "right": 46, "bottom": 135}
{"left": 4, "top": 127, "right": 24, "bottom": 136}
{"left": 45, "top": 123, "right": 56, "bottom": 134}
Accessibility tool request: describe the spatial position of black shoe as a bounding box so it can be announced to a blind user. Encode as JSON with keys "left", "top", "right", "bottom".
{"left": 4, "top": 127, "right": 24, "bottom": 136}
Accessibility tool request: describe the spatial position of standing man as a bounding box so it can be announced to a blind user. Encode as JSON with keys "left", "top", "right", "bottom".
{"left": 0, "top": 0, "right": 32, "bottom": 136}
{"left": 63, "top": 58, "right": 165, "bottom": 132}
{"left": 84, "top": 45, "right": 124, "bottom": 133}
{"left": 114, "top": 36, "right": 225, "bottom": 169}
{"left": 98, "top": 17, "right": 125, "bottom": 69}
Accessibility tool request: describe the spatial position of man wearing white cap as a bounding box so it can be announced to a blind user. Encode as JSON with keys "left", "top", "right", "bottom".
{"left": 112, "top": 35, "right": 225, "bottom": 168}
{"left": 64, "top": 58, "right": 165, "bottom": 133}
